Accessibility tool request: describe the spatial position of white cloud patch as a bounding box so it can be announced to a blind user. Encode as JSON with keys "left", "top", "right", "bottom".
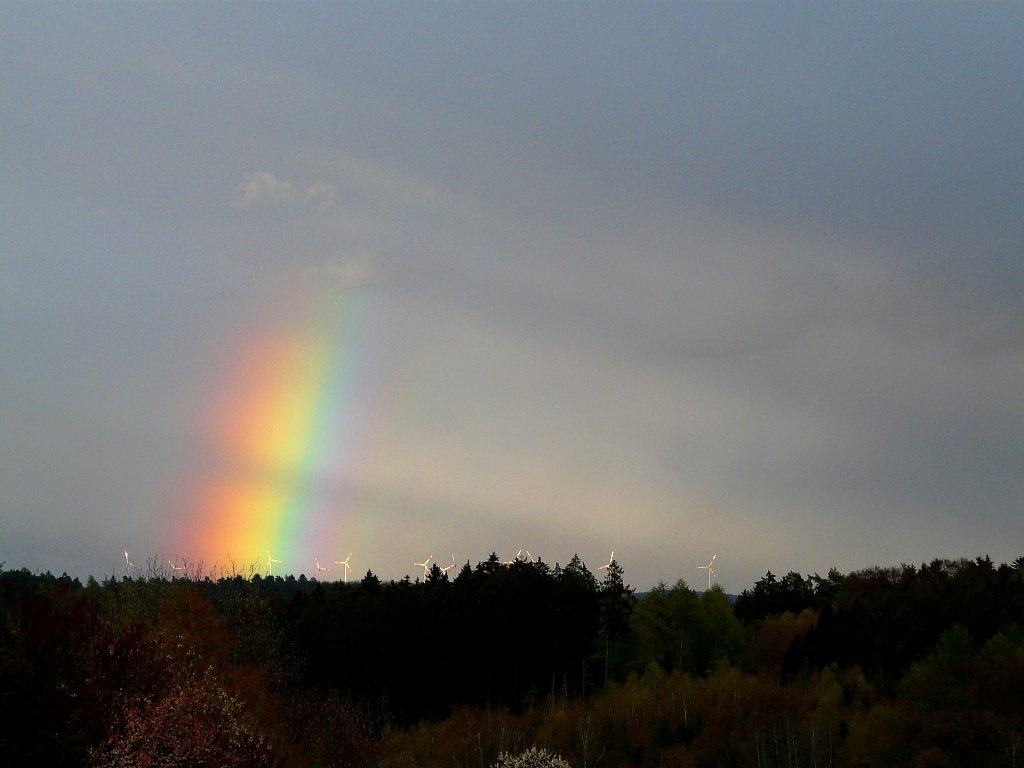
{"left": 295, "top": 255, "right": 378, "bottom": 289}
{"left": 230, "top": 172, "right": 336, "bottom": 211}
{"left": 231, "top": 172, "right": 296, "bottom": 209}
{"left": 301, "top": 180, "right": 336, "bottom": 210}
{"left": 306, "top": 150, "right": 467, "bottom": 213}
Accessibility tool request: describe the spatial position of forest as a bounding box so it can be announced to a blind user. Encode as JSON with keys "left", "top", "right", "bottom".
{"left": 2, "top": 553, "right": 1023, "bottom": 767}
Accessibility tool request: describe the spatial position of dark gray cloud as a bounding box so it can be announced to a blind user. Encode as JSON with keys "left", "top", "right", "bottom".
{"left": 2, "top": 2, "right": 1022, "bottom": 590}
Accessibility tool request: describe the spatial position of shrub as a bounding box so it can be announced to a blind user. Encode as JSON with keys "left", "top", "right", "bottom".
{"left": 493, "top": 745, "right": 572, "bottom": 768}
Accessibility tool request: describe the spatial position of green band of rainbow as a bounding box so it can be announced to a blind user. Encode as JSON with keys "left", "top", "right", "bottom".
{"left": 180, "top": 284, "right": 380, "bottom": 575}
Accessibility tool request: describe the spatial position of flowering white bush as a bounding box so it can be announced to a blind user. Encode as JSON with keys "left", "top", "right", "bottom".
{"left": 492, "top": 746, "right": 572, "bottom": 768}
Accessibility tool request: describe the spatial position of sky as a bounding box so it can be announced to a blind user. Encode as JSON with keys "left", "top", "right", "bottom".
{"left": 2, "top": 1, "right": 1022, "bottom": 593}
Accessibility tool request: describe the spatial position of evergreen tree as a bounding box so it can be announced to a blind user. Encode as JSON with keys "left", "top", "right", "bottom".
{"left": 597, "top": 559, "right": 634, "bottom": 686}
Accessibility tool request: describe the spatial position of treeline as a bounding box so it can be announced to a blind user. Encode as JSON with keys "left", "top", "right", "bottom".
{"left": 2, "top": 554, "right": 1023, "bottom": 766}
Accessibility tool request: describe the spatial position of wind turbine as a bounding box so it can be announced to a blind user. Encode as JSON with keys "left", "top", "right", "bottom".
{"left": 413, "top": 554, "right": 433, "bottom": 579}
{"left": 124, "top": 549, "right": 139, "bottom": 574}
{"left": 598, "top": 551, "right": 615, "bottom": 571}
{"left": 333, "top": 553, "right": 353, "bottom": 583}
{"left": 503, "top": 549, "right": 523, "bottom": 565}
{"left": 698, "top": 554, "right": 717, "bottom": 590}
{"left": 167, "top": 558, "right": 186, "bottom": 578}
{"left": 314, "top": 557, "right": 330, "bottom": 577}
{"left": 440, "top": 553, "right": 457, "bottom": 576}
{"left": 266, "top": 550, "right": 282, "bottom": 576}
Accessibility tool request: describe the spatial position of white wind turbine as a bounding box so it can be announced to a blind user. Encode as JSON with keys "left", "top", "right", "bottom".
{"left": 167, "top": 558, "right": 186, "bottom": 577}
{"left": 503, "top": 549, "right": 523, "bottom": 565}
{"left": 598, "top": 551, "right": 615, "bottom": 572}
{"left": 440, "top": 553, "right": 457, "bottom": 576}
{"left": 314, "top": 557, "right": 330, "bottom": 577}
{"left": 333, "top": 553, "right": 353, "bottom": 583}
{"left": 124, "top": 549, "right": 139, "bottom": 574}
{"left": 413, "top": 554, "right": 433, "bottom": 579}
{"left": 698, "top": 554, "right": 717, "bottom": 590}
{"left": 266, "top": 550, "right": 283, "bottom": 576}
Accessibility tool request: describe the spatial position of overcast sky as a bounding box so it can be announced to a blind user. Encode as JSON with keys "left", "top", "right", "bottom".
{"left": 3, "top": 1, "right": 1022, "bottom": 591}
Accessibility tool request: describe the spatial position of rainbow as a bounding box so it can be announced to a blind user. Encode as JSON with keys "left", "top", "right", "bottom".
{"left": 179, "top": 280, "right": 382, "bottom": 575}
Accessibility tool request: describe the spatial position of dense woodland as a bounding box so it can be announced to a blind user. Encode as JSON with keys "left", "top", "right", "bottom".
{"left": 2, "top": 553, "right": 1024, "bottom": 767}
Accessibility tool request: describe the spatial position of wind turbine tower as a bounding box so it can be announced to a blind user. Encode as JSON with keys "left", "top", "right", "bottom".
{"left": 698, "top": 554, "right": 717, "bottom": 590}
{"left": 413, "top": 554, "right": 433, "bottom": 580}
{"left": 333, "top": 553, "right": 353, "bottom": 583}
{"left": 266, "top": 551, "right": 283, "bottom": 576}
